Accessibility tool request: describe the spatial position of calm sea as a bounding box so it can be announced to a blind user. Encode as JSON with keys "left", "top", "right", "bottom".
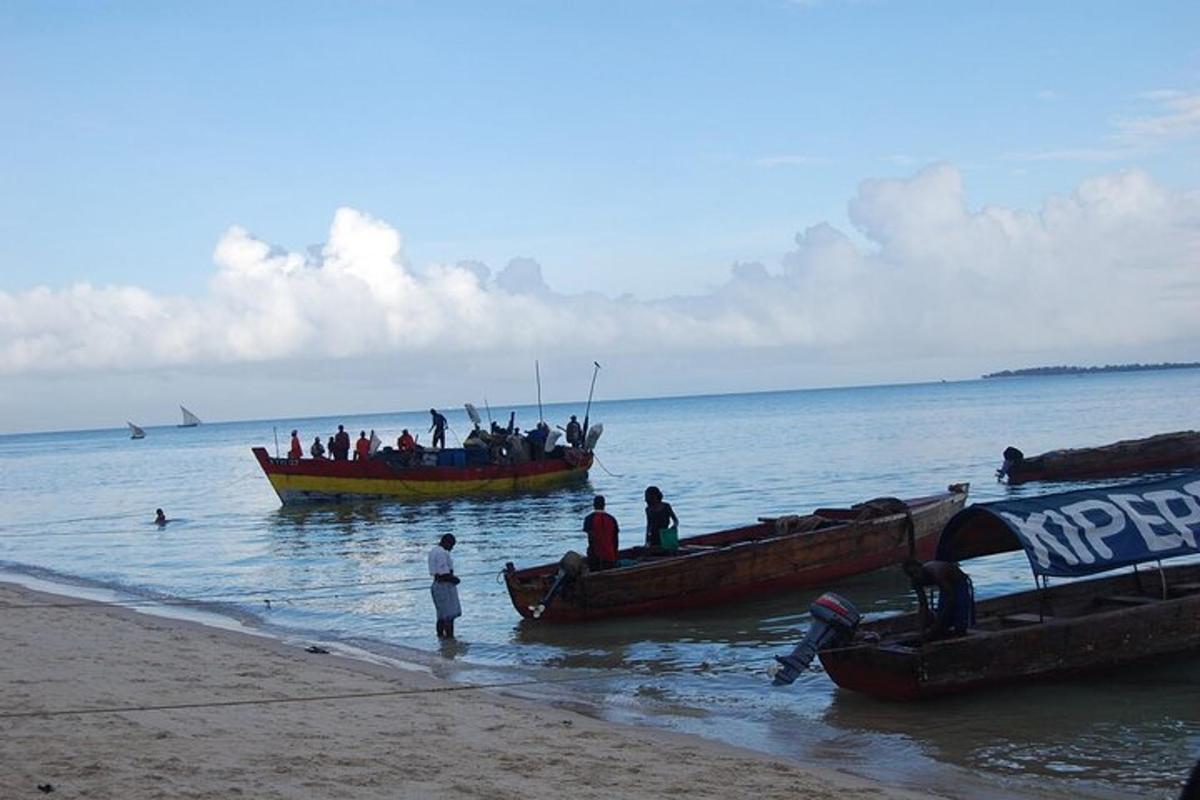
{"left": 3, "top": 371, "right": 1198, "bottom": 799}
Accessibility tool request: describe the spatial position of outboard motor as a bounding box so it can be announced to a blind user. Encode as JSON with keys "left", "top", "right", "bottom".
{"left": 772, "top": 593, "right": 861, "bottom": 686}
{"left": 529, "top": 551, "right": 587, "bottom": 619}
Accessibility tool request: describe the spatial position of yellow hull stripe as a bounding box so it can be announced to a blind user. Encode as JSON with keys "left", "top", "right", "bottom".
{"left": 267, "top": 467, "right": 589, "bottom": 502}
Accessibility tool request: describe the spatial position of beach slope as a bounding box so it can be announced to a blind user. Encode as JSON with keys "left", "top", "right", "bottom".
{"left": 0, "top": 582, "right": 935, "bottom": 799}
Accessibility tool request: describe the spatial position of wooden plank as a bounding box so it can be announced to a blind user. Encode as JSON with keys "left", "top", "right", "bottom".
{"left": 1003, "top": 612, "right": 1052, "bottom": 624}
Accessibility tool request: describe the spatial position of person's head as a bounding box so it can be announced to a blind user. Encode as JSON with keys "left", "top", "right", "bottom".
{"left": 570, "top": 415, "right": 577, "bottom": 422}
{"left": 338, "top": 424, "right": 344, "bottom": 432}
{"left": 313, "top": 436, "right": 320, "bottom": 442}
{"left": 430, "top": 408, "right": 437, "bottom": 415}
{"left": 439, "top": 533, "right": 457, "bottom": 550}
{"left": 402, "top": 428, "right": 409, "bottom": 435}
{"left": 360, "top": 431, "right": 366, "bottom": 438}
{"left": 902, "top": 558, "right": 926, "bottom": 582}
{"left": 644, "top": 486, "right": 663, "bottom": 504}
{"left": 593, "top": 495, "right": 606, "bottom": 510}
{"left": 291, "top": 429, "right": 298, "bottom": 437}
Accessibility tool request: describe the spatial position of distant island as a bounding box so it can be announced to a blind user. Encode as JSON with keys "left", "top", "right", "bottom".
{"left": 982, "top": 362, "right": 1200, "bottom": 379}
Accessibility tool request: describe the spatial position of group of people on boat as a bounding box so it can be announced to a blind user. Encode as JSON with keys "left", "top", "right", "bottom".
{"left": 285, "top": 409, "right": 591, "bottom": 468}
{"left": 581, "top": 486, "right": 679, "bottom": 570}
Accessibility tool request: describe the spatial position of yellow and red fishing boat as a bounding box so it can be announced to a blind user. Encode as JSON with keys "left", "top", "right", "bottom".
{"left": 253, "top": 444, "right": 593, "bottom": 504}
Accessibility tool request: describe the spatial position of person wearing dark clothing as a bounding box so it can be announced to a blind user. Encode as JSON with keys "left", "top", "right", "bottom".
{"left": 583, "top": 495, "right": 620, "bottom": 570}
{"left": 429, "top": 408, "right": 448, "bottom": 449}
{"left": 333, "top": 425, "right": 351, "bottom": 461}
{"left": 565, "top": 415, "right": 583, "bottom": 448}
{"left": 644, "top": 486, "right": 679, "bottom": 548}
{"left": 310, "top": 436, "right": 326, "bottom": 459}
{"left": 902, "top": 558, "right": 975, "bottom": 641}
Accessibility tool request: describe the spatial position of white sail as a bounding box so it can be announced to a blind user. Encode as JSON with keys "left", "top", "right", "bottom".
{"left": 128, "top": 422, "right": 146, "bottom": 439}
{"left": 179, "top": 405, "right": 201, "bottom": 427}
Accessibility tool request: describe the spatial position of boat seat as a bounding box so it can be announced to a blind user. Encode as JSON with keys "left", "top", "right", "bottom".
{"left": 1002, "top": 612, "right": 1053, "bottom": 625}
{"left": 1100, "top": 594, "right": 1156, "bottom": 605}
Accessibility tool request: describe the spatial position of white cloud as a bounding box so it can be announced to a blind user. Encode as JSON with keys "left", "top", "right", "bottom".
{"left": 1116, "top": 90, "right": 1200, "bottom": 145}
{"left": 2, "top": 166, "right": 1198, "bottom": 380}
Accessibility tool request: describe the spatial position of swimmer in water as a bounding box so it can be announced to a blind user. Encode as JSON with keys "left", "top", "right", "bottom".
{"left": 154, "top": 508, "right": 168, "bottom": 526}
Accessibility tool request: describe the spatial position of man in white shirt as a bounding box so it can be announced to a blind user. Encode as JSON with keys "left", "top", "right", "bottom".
{"left": 428, "top": 534, "right": 461, "bottom": 638}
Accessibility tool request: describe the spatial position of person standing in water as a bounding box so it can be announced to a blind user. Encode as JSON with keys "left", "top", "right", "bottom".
{"left": 154, "top": 509, "right": 168, "bottom": 526}
{"left": 643, "top": 486, "right": 678, "bottom": 548}
{"left": 428, "top": 534, "right": 462, "bottom": 638}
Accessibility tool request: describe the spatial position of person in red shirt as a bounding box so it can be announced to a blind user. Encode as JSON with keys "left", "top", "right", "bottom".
{"left": 397, "top": 429, "right": 416, "bottom": 451}
{"left": 354, "top": 431, "right": 370, "bottom": 461}
{"left": 582, "top": 495, "right": 620, "bottom": 570}
{"left": 288, "top": 429, "right": 303, "bottom": 460}
{"left": 333, "top": 425, "right": 351, "bottom": 461}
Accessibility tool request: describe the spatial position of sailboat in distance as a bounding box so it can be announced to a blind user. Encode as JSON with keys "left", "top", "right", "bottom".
{"left": 128, "top": 422, "right": 146, "bottom": 440}
{"left": 179, "top": 406, "right": 201, "bottom": 428}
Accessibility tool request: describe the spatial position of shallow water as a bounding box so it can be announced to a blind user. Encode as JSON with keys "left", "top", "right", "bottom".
{"left": 2, "top": 370, "right": 1199, "bottom": 798}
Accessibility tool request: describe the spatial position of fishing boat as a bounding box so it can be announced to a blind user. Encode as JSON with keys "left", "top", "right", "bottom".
{"left": 502, "top": 485, "right": 969, "bottom": 623}
{"left": 127, "top": 422, "right": 145, "bottom": 440}
{"left": 252, "top": 415, "right": 601, "bottom": 505}
{"left": 997, "top": 430, "right": 1200, "bottom": 484}
{"left": 811, "top": 473, "right": 1200, "bottom": 700}
{"left": 179, "top": 405, "right": 202, "bottom": 428}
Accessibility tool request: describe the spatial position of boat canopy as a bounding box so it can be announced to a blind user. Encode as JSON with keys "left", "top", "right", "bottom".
{"left": 935, "top": 472, "right": 1200, "bottom": 577}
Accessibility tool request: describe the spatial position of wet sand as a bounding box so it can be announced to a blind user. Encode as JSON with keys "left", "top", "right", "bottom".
{"left": 0, "top": 581, "right": 940, "bottom": 800}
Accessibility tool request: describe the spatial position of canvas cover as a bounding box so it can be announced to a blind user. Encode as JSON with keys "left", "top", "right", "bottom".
{"left": 936, "top": 472, "right": 1200, "bottom": 577}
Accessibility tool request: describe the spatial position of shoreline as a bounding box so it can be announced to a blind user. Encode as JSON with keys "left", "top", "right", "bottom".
{"left": 0, "top": 578, "right": 950, "bottom": 799}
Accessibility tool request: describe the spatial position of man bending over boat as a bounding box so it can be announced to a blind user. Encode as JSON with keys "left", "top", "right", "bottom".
{"left": 902, "top": 559, "right": 974, "bottom": 641}
{"left": 583, "top": 495, "right": 620, "bottom": 570}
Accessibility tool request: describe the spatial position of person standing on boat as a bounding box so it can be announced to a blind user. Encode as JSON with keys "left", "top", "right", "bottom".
{"left": 429, "top": 408, "right": 448, "bottom": 449}
{"left": 565, "top": 415, "right": 583, "bottom": 447}
{"left": 310, "top": 436, "right": 326, "bottom": 459}
{"left": 644, "top": 486, "right": 679, "bottom": 549}
{"left": 902, "top": 559, "right": 975, "bottom": 640}
{"left": 288, "top": 429, "right": 303, "bottom": 460}
{"left": 354, "top": 430, "right": 371, "bottom": 461}
{"left": 583, "top": 495, "right": 620, "bottom": 570}
{"left": 333, "top": 425, "right": 351, "bottom": 461}
{"left": 428, "top": 534, "right": 462, "bottom": 639}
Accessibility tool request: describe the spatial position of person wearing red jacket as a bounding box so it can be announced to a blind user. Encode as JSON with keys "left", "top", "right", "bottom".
{"left": 288, "top": 429, "right": 303, "bottom": 460}
{"left": 354, "top": 431, "right": 370, "bottom": 461}
{"left": 582, "top": 495, "right": 620, "bottom": 570}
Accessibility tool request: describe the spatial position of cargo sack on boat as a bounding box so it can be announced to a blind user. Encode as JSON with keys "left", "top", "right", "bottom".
{"left": 851, "top": 497, "right": 909, "bottom": 519}
{"left": 774, "top": 515, "right": 825, "bottom": 535}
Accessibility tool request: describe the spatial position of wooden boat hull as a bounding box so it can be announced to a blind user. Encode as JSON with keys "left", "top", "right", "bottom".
{"left": 1003, "top": 430, "right": 1200, "bottom": 484}
{"left": 504, "top": 487, "right": 968, "bottom": 623}
{"left": 252, "top": 446, "right": 591, "bottom": 504}
{"left": 818, "top": 563, "right": 1200, "bottom": 700}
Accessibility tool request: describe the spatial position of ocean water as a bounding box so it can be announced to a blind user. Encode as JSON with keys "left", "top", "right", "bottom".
{"left": 3, "top": 371, "right": 1199, "bottom": 799}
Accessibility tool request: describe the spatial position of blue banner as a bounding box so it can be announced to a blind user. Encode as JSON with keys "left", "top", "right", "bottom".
{"left": 942, "top": 473, "right": 1200, "bottom": 577}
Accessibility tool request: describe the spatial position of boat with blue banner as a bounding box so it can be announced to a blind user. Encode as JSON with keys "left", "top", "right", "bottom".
{"left": 804, "top": 472, "right": 1200, "bottom": 700}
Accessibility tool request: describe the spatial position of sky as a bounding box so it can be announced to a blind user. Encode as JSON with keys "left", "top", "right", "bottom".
{"left": 1, "top": 1, "right": 1198, "bottom": 432}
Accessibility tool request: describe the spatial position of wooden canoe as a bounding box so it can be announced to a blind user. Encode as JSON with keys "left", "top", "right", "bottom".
{"left": 817, "top": 562, "right": 1200, "bottom": 701}
{"left": 252, "top": 446, "right": 591, "bottom": 505}
{"left": 503, "top": 485, "right": 969, "bottom": 623}
{"left": 998, "top": 430, "right": 1200, "bottom": 484}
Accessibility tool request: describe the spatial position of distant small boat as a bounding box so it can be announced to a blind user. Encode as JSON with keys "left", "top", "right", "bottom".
{"left": 997, "top": 430, "right": 1200, "bottom": 484}
{"left": 128, "top": 422, "right": 146, "bottom": 440}
{"left": 179, "top": 405, "right": 202, "bottom": 428}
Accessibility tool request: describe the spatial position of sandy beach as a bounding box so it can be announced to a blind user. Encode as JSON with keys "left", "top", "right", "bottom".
{"left": 0, "top": 581, "right": 942, "bottom": 800}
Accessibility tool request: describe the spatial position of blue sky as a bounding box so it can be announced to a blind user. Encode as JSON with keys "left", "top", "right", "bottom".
{"left": 1, "top": 1, "right": 1198, "bottom": 430}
